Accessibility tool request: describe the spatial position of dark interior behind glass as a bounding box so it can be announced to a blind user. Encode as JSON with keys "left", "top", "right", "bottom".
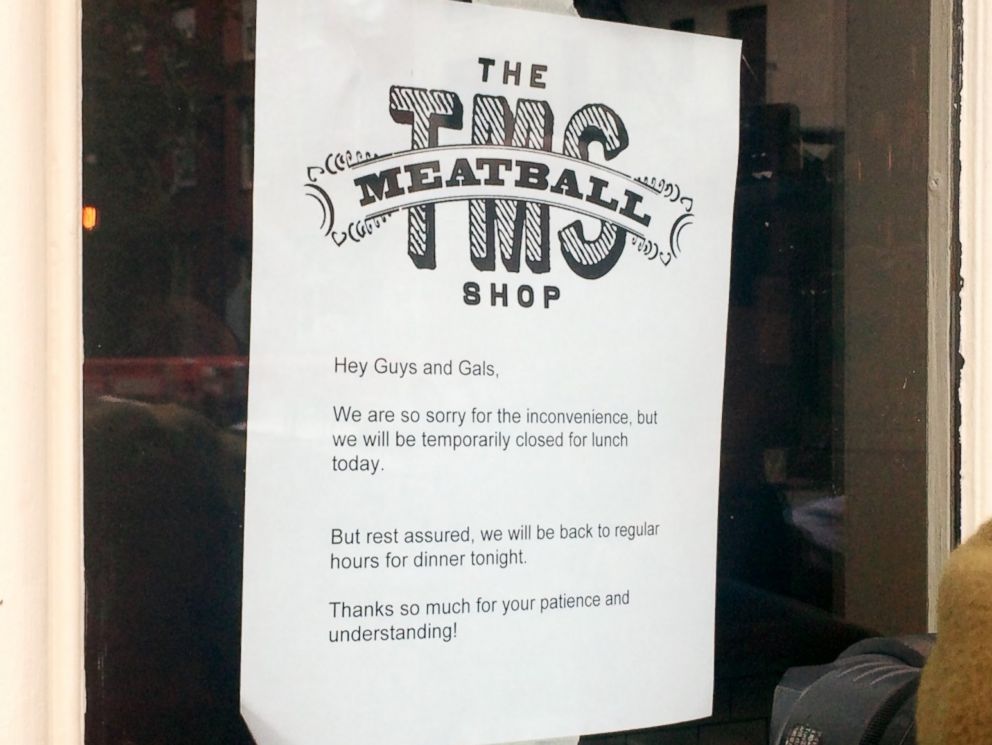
{"left": 83, "top": 1, "right": 933, "bottom": 743}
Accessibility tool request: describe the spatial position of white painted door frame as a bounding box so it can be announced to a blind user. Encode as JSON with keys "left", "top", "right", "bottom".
{"left": 960, "top": 0, "right": 992, "bottom": 540}
{"left": 1, "top": 1, "right": 83, "bottom": 744}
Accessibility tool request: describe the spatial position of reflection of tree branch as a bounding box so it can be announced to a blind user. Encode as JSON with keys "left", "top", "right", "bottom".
{"left": 741, "top": 54, "right": 760, "bottom": 85}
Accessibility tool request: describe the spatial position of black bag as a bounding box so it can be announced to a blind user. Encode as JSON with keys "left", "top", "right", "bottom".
{"left": 770, "top": 635, "right": 936, "bottom": 745}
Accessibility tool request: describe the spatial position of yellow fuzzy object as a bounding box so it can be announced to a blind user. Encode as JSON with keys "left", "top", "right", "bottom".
{"left": 917, "top": 520, "right": 992, "bottom": 744}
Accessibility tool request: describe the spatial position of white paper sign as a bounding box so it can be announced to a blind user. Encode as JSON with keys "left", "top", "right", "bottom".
{"left": 242, "top": 2, "right": 740, "bottom": 745}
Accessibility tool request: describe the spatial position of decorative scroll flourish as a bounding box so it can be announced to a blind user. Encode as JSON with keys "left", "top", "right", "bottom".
{"left": 305, "top": 152, "right": 391, "bottom": 244}
{"left": 635, "top": 176, "right": 694, "bottom": 214}
{"left": 631, "top": 176, "right": 694, "bottom": 265}
{"left": 323, "top": 150, "right": 378, "bottom": 176}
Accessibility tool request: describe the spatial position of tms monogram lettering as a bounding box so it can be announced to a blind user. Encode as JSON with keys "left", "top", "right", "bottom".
{"left": 361, "top": 85, "right": 641, "bottom": 281}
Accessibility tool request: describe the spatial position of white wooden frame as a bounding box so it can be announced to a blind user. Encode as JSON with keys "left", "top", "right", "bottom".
{"left": 928, "top": 0, "right": 957, "bottom": 628}
{"left": 960, "top": 0, "right": 992, "bottom": 540}
{"left": 1, "top": 1, "right": 83, "bottom": 743}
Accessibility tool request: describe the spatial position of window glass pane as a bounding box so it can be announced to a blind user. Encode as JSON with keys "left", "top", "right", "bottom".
{"left": 82, "top": 1, "right": 935, "bottom": 743}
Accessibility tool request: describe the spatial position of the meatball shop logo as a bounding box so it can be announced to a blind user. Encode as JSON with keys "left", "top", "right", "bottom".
{"left": 304, "top": 58, "right": 698, "bottom": 309}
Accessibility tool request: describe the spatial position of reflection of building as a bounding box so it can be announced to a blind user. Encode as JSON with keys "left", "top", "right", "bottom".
{"left": 623, "top": 1, "right": 847, "bottom": 130}
{"left": 82, "top": 0, "right": 256, "bottom": 358}
{"left": 581, "top": 0, "right": 936, "bottom": 645}
{"left": 570, "top": 2, "right": 849, "bottom": 617}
